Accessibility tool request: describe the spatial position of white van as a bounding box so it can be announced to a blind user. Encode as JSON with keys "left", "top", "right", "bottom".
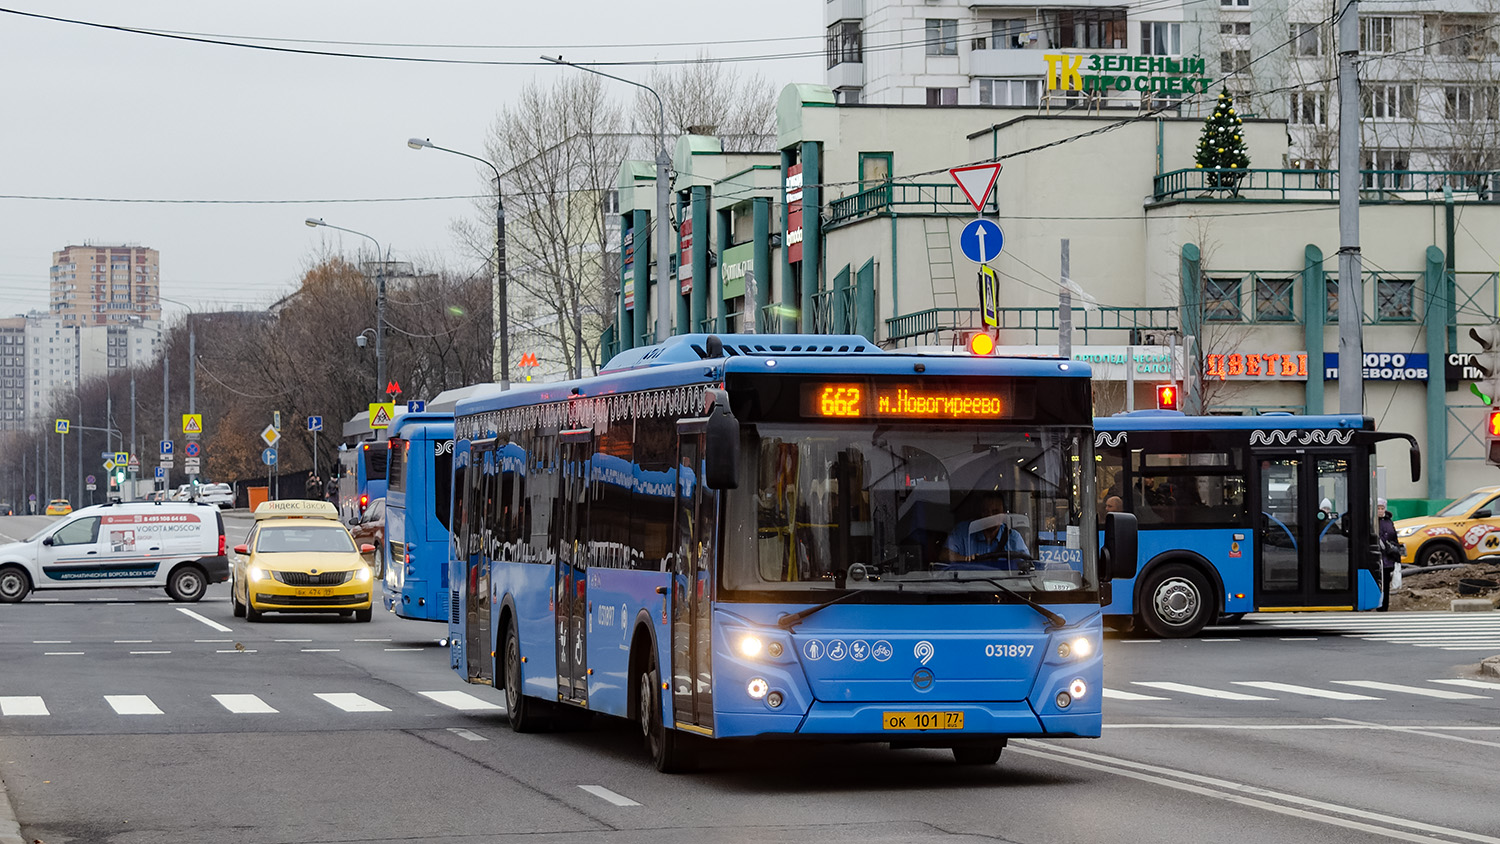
{"left": 0, "top": 501, "right": 229, "bottom": 603}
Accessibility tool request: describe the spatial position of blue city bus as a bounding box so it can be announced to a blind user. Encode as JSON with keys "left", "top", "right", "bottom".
{"left": 336, "top": 440, "right": 389, "bottom": 523}
{"left": 1094, "top": 410, "right": 1420, "bottom": 637}
{"left": 447, "top": 334, "right": 1137, "bottom": 771}
{"left": 383, "top": 413, "right": 455, "bottom": 622}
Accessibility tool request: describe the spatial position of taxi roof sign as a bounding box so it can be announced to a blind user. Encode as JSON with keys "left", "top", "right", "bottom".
{"left": 252, "top": 499, "right": 340, "bottom": 521}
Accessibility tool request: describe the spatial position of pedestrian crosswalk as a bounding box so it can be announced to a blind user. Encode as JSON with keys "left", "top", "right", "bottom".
{"left": 0, "top": 689, "right": 504, "bottom": 719}
{"left": 1105, "top": 676, "right": 1500, "bottom": 704}
{"left": 1241, "top": 611, "right": 1500, "bottom": 651}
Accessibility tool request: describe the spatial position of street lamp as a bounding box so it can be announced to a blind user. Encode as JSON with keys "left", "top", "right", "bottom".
{"left": 540, "top": 56, "right": 672, "bottom": 343}
{"left": 305, "top": 218, "right": 387, "bottom": 398}
{"left": 407, "top": 137, "right": 511, "bottom": 390}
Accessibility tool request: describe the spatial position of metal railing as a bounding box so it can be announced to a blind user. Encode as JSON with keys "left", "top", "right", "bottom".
{"left": 810, "top": 287, "right": 861, "bottom": 334}
{"left": 886, "top": 306, "right": 1178, "bottom": 346}
{"left": 1154, "top": 168, "right": 1500, "bottom": 203}
{"left": 824, "top": 182, "right": 999, "bottom": 227}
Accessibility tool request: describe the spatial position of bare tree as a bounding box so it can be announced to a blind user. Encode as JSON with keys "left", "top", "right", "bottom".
{"left": 636, "top": 56, "right": 778, "bottom": 151}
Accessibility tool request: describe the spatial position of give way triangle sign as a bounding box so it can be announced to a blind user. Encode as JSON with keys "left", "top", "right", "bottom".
{"left": 949, "top": 163, "right": 1003, "bottom": 214}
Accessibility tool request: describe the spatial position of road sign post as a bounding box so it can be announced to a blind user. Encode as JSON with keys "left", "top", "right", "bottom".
{"left": 307, "top": 415, "right": 323, "bottom": 479}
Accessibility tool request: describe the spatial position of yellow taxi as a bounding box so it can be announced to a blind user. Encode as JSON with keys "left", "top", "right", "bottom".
{"left": 45, "top": 499, "right": 72, "bottom": 516}
{"left": 1395, "top": 485, "right": 1500, "bottom": 568}
{"left": 231, "top": 500, "right": 376, "bottom": 622}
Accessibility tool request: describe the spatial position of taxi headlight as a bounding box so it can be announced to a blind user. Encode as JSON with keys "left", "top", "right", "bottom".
{"left": 248, "top": 566, "right": 266, "bottom": 583}
{"left": 738, "top": 635, "right": 763, "bottom": 658}
{"left": 355, "top": 566, "right": 372, "bottom": 583}
{"left": 1397, "top": 525, "right": 1422, "bottom": 538}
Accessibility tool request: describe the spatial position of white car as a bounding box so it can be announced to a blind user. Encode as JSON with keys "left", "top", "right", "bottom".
{"left": 196, "top": 483, "right": 235, "bottom": 509}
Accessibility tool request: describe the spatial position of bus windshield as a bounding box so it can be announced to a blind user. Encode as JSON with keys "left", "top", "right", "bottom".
{"left": 725, "top": 424, "right": 1096, "bottom": 598}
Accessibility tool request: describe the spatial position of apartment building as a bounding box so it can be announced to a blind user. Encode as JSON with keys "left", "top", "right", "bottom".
{"left": 50, "top": 243, "right": 162, "bottom": 327}
{"left": 0, "top": 317, "right": 25, "bottom": 432}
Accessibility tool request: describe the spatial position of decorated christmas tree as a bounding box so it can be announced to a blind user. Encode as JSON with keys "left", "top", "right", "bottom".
{"left": 1195, "top": 88, "right": 1251, "bottom": 190}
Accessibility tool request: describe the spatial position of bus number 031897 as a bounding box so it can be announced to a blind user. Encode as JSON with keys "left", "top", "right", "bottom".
{"left": 984, "top": 643, "right": 1034, "bottom": 658}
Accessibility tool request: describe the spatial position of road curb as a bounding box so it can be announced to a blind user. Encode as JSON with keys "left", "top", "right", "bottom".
{"left": 1482, "top": 656, "right": 1500, "bottom": 679}
{"left": 0, "top": 774, "right": 24, "bottom": 844}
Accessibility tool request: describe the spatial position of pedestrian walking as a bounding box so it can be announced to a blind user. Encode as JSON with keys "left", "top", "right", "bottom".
{"left": 1378, "top": 498, "right": 1402, "bottom": 611}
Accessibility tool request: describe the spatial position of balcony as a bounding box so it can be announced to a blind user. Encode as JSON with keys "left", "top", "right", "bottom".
{"left": 886, "top": 306, "right": 1178, "bottom": 346}
{"left": 824, "top": 182, "right": 998, "bottom": 227}
{"left": 828, "top": 60, "right": 864, "bottom": 90}
{"left": 825, "top": 0, "right": 863, "bottom": 23}
{"left": 969, "top": 47, "right": 1045, "bottom": 77}
{"left": 1153, "top": 167, "right": 1500, "bottom": 203}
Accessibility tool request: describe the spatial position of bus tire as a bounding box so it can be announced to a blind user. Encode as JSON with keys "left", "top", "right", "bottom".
{"left": 503, "top": 616, "right": 546, "bottom": 733}
{"left": 952, "top": 743, "right": 1004, "bottom": 765}
{"left": 638, "top": 649, "right": 691, "bottom": 773}
{"left": 1139, "top": 563, "right": 1213, "bottom": 638}
{"left": 166, "top": 564, "right": 208, "bottom": 603}
{"left": 1416, "top": 541, "right": 1461, "bottom": 569}
{"left": 0, "top": 566, "right": 31, "bottom": 603}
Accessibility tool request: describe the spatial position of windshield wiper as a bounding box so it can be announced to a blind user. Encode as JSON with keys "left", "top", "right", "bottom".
{"left": 953, "top": 573, "right": 1067, "bottom": 631}
{"left": 776, "top": 586, "right": 892, "bottom": 631}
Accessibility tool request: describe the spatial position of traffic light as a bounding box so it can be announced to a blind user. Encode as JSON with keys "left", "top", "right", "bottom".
{"left": 965, "top": 331, "right": 996, "bottom": 356}
{"left": 112, "top": 467, "right": 126, "bottom": 486}
{"left": 1156, "top": 383, "right": 1179, "bottom": 410}
{"left": 1470, "top": 324, "right": 1500, "bottom": 405}
{"left": 1487, "top": 409, "right": 1500, "bottom": 466}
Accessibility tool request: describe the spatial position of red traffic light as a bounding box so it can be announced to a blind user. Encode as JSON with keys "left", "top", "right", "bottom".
{"left": 966, "top": 332, "right": 996, "bottom": 356}
{"left": 1488, "top": 409, "right": 1500, "bottom": 437}
{"left": 1156, "top": 384, "right": 1179, "bottom": 410}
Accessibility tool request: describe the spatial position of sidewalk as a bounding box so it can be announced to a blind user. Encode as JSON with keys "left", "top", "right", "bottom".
{"left": 0, "top": 774, "right": 24, "bottom": 844}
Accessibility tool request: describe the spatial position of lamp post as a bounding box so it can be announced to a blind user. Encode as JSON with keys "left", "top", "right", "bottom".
{"left": 305, "top": 218, "right": 387, "bottom": 398}
{"left": 407, "top": 138, "right": 511, "bottom": 390}
{"left": 541, "top": 56, "right": 672, "bottom": 343}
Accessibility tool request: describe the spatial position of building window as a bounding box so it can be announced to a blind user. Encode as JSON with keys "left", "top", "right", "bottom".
{"left": 925, "top": 87, "right": 959, "bottom": 105}
{"left": 1361, "top": 16, "right": 1395, "bottom": 53}
{"left": 1362, "top": 149, "right": 1411, "bottom": 188}
{"left": 1219, "top": 22, "right": 1251, "bottom": 36}
{"left": 834, "top": 87, "right": 861, "bottom": 104}
{"left": 1042, "top": 8, "right": 1127, "bottom": 49}
{"left": 1362, "top": 84, "right": 1416, "bottom": 119}
{"left": 1325, "top": 277, "right": 1341, "bottom": 319}
{"left": 1376, "top": 277, "right": 1415, "bottom": 320}
{"left": 1220, "top": 49, "right": 1251, "bottom": 74}
{"left": 1205, "top": 277, "right": 1243, "bottom": 321}
{"left": 1290, "top": 23, "right": 1324, "bottom": 56}
{"left": 826, "top": 20, "right": 862, "bottom": 68}
{"left": 1445, "top": 85, "right": 1500, "bottom": 121}
{"left": 1290, "top": 91, "right": 1327, "bottom": 124}
{"left": 1255, "top": 277, "right": 1296, "bottom": 321}
{"left": 1429, "top": 19, "right": 1491, "bottom": 57}
{"left": 1221, "top": 0, "right": 1250, "bottom": 7}
{"left": 859, "top": 152, "right": 892, "bottom": 189}
{"left": 1141, "top": 22, "right": 1181, "bottom": 55}
{"left": 925, "top": 19, "right": 958, "bottom": 56}
{"left": 990, "top": 19, "right": 1027, "bottom": 49}
{"left": 977, "top": 78, "right": 1041, "bottom": 106}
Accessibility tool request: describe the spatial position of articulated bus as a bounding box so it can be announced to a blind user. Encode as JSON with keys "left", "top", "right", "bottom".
{"left": 447, "top": 334, "right": 1138, "bottom": 771}
{"left": 336, "top": 440, "right": 389, "bottom": 523}
{"left": 383, "top": 413, "right": 455, "bottom": 622}
{"left": 1094, "top": 410, "right": 1420, "bottom": 637}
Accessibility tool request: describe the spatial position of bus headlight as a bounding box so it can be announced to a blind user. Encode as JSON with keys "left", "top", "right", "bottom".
{"left": 738, "top": 635, "right": 763, "bottom": 658}
{"left": 248, "top": 567, "right": 266, "bottom": 583}
{"left": 1058, "top": 637, "right": 1093, "bottom": 659}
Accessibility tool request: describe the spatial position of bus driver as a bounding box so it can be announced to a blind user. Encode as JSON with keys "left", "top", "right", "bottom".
{"left": 942, "top": 491, "right": 1029, "bottom": 566}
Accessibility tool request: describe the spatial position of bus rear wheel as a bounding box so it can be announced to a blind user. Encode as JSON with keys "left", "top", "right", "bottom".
{"left": 1139, "top": 563, "right": 1213, "bottom": 638}
{"left": 952, "top": 743, "right": 1004, "bottom": 765}
{"left": 638, "top": 651, "right": 691, "bottom": 773}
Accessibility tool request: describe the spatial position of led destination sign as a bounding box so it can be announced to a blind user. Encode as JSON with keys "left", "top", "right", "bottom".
{"left": 801, "top": 382, "right": 1022, "bottom": 420}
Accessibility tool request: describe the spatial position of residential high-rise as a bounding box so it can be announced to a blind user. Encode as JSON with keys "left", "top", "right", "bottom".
{"left": 50, "top": 244, "right": 161, "bottom": 327}
{"left": 0, "top": 317, "right": 25, "bottom": 432}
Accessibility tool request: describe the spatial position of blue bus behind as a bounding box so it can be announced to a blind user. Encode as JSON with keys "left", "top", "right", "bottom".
{"left": 337, "top": 440, "right": 389, "bottom": 523}
{"left": 447, "top": 334, "right": 1139, "bottom": 771}
{"left": 1095, "top": 410, "right": 1419, "bottom": 637}
{"left": 384, "top": 413, "right": 455, "bottom": 622}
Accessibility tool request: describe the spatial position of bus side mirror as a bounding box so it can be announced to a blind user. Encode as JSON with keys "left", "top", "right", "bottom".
{"left": 704, "top": 401, "right": 741, "bottom": 490}
{"left": 1102, "top": 512, "right": 1138, "bottom": 581}
{"left": 1409, "top": 441, "right": 1421, "bottom": 483}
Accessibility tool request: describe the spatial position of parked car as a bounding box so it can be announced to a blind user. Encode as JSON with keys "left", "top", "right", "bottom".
{"left": 0, "top": 501, "right": 13, "bottom": 516}
{"left": 348, "top": 497, "right": 387, "bottom": 579}
{"left": 196, "top": 483, "right": 235, "bottom": 509}
{"left": 45, "top": 499, "right": 72, "bottom": 516}
{"left": 1395, "top": 485, "right": 1500, "bottom": 567}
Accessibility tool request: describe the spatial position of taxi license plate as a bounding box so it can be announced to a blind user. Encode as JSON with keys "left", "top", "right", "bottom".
{"left": 882, "top": 711, "right": 964, "bottom": 731}
{"left": 294, "top": 587, "right": 335, "bottom": 598}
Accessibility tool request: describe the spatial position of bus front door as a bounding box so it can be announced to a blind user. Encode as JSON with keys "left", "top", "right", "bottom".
{"left": 1256, "top": 453, "right": 1359, "bottom": 609}
{"left": 555, "top": 432, "right": 591, "bottom": 704}
{"left": 671, "top": 426, "right": 716, "bottom": 734}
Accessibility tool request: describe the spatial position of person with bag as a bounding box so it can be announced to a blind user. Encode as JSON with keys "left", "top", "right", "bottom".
{"left": 1378, "top": 498, "right": 1402, "bottom": 611}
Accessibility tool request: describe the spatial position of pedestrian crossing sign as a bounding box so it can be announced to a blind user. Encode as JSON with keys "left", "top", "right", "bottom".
{"left": 369, "top": 402, "right": 395, "bottom": 429}
{"left": 182, "top": 414, "right": 203, "bottom": 435}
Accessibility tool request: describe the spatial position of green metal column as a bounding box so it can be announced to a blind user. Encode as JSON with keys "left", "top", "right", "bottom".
{"left": 855, "top": 259, "right": 876, "bottom": 340}
{"left": 780, "top": 149, "right": 796, "bottom": 333}
{"left": 832, "top": 265, "right": 851, "bottom": 333}
{"left": 1424, "top": 244, "right": 1448, "bottom": 499}
{"left": 616, "top": 214, "right": 632, "bottom": 352}
{"left": 675, "top": 192, "right": 689, "bottom": 335}
{"left": 632, "top": 209, "right": 649, "bottom": 347}
{"left": 690, "top": 185, "right": 710, "bottom": 333}
{"left": 800, "top": 141, "right": 821, "bottom": 333}
{"left": 752, "top": 197, "right": 771, "bottom": 333}
{"left": 1303, "top": 244, "right": 1326, "bottom": 414}
{"left": 715, "top": 207, "right": 731, "bottom": 334}
{"left": 1180, "top": 243, "right": 1203, "bottom": 415}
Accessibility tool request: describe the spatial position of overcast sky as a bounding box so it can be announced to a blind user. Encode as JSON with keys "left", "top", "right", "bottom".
{"left": 0, "top": 1, "right": 822, "bottom": 323}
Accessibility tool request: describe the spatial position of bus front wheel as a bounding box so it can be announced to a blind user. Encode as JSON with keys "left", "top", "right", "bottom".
{"left": 638, "top": 651, "right": 691, "bottom": 773}
{"left": 1139, "top": 563, "right": 1213, "bottom": 638}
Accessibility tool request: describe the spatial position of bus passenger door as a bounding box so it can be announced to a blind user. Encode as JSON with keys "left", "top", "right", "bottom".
{"left": 464, "top": 441, "right": 496, "bottom": 684}
{"left": 671, "top": 425, "right": 716, "bottom": 733}
{"left": 555, "top": 431, "right": 591, "bottom": 704}
{"left": 1256, "top": 452, "right": 1358, "bottom": 608}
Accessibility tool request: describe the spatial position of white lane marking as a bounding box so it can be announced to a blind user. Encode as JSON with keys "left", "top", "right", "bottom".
{"left": 301, "top": 648, "right": 341, "bottom": 653}
{"left": 175, "top": 607, "right": 232, "bottom": 632}
{"left": 1201, "top": 638, "right": 1240, "bottom": 642}
{"left": 1232, "top": 681, "right": 1381, "bottom": 701}
{"left": 315, "top": 693, "right": 390, "bottom": 713}
{"left": 1104, "top": 688, "right": 1169, "bottom": 701}
{"left": 420, "top": 690, "right": 505, "bottom": 711}
{"left": 1430, "top": 679, "right": 1500, "bottom": 691}
{"left": 1332, "top": 680, "right": 1489, "bottom": 700}
{"left": 578, "top": 785, "right": 640, "bottom": 807}
{"left": 196, "top": 639, "right": 232, "bottom": 643}
{"left": 114, "top": 640, "right": 153, "bottom": 644}
{"left": 275, "top": 639, "right": 313, "bottom": 643}
{"left": 1107, "top": 723, "right": 1500, "bottom": 731}
{"left": 33, "top": 640, "right": 71, "bottom": 644}
{"left": 1326, "top": 717, "right": 1500, "bottom": 750}
{"left": 1118, "top": 639, "right": 1161, "bottom": 644}
{"left": 354, "top": 638, "right": 392, "bottom": 642}
{"left": 44, "top": 651, "right": 84, "bottom": 656}
{"left": 213, "top": 694, "right": 278, "bottom": 714}
{"left": 0, "top": 696, "right": 49, "bottom": 716}
{"left": 1015, "top": 741, "right": 1500, "bottom": 844}
{"left": 446, "top": 727, "right": 488, "bottom": 742}
{"left": 217, "top": 649, "right": 257, "bottom": 654}
{"left": 385, "top": 648, "right": 422, "bottom": 652}
{"left": 107, "top": 602, "right": 133, "bottom": 606}
{"left": 1278, "top": 637, "right": 1319, "bottom": 641}
{"left": 129, "top": 651, "right": 172, "bottom": 655}
{"left": 105, "top": 695, "right": 163, "bottom": 715}
{"left": 1132, "top": 682, "right": 1274, "bottom": 701}
{"left": 44, "top": 603, "right": 75, "bottom": 606}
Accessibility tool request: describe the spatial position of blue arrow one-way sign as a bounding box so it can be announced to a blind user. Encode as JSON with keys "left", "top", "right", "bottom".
{"left": 959, "top": 218, "right": 1004, "bottom": 264}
